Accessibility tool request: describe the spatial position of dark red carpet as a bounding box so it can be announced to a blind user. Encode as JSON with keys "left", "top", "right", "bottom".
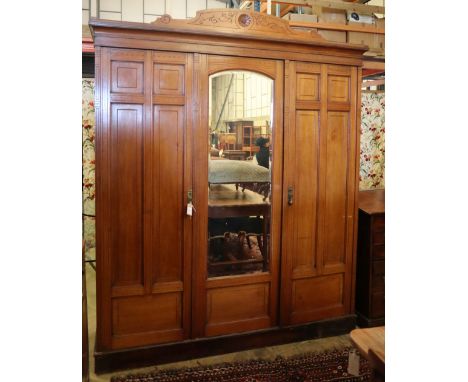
{"left": 111, "top": 347, "right": 371, "bottom": 382}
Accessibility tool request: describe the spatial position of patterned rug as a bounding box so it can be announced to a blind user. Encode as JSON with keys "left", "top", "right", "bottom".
{"left": 111, "top": 347, "right": 371, "bottom": 382}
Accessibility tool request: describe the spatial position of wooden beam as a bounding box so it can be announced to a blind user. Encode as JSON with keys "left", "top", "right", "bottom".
{"left": 362, "top": 68, "right": 384, "bottom": 78}
{"left": 362, "top": 59, "right": 385, "bottom": 70}
{"left": 280, "top": 5, "right": 296, "bottom": 17}
{"left": 362, "top": 79, "right": 385, "bottom": 87}
{"left": 261, "top": 2, "right": 295, "bottom": 15}
{"left": 257, "top": 0, "right": 385, "bottom": 14}
{"left": 82, "top": 37, "right": 94, "bottom": 53}
{"left": 240, "top": 1, "right": 252, "bottom": 9}
{"left": 289, "top": 20, "right": 385, "bottom": 34}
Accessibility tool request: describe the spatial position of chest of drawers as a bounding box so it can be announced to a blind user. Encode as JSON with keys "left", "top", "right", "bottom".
{"left": 355, "top": 189, "right": 385, "bottom": 327}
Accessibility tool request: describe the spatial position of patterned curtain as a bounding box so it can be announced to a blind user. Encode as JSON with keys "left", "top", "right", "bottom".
{"left": 82, "top": 79, "right": 96, "bottom": 260}
{"left": 359, "top": 92, "right": 385, "bottom": 190}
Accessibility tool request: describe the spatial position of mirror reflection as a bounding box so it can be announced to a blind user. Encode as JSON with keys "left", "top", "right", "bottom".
{"left": 208, "top": 71, "right": 273, "bottom": 278}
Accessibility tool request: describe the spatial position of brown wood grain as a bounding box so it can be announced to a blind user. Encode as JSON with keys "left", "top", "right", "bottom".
{"left": 94, "top": 33, "right": 364, "bottom": 67}
{"left": 96, "top": 49, "right": 192, "bottom": 350}
{"left": 355, "top": 190, "right": 385, "bottom": 327}
{"left": 95, "top": 315, "right": 357, "bottom": 374}
{"left": 281, "top": 61, "right": 360, "bottom": 325}
{"left": 183, "top": 53, "right": 194, "bottom": 339}
{"left": 359, "top": 189, "right": 385, "bottom": 214}
{"left": 343, "top": 66, "right": 358, "bottom": 314}
{"left": 191, "top": 53, "right": 209, "bottom": 339}
{"left": 152, "top": 105, "right": 184, "bottom": 284}
{"left": 290, "top": 274, "right": 345, "bottom": 324}
{"left": 192, "top": 55, "right": 284, "bottom": 338}
{"left": 90, "top": 10, "right": 367, "bottom": 52}
{"left": 350, "top": 326, "right": 385, "bottom": 363}
{"left": 323, "top": 111, "right": 348, "bottom": 267}
{"left": 93, "top": 9, "right": 365, "bottom": 355}
{"left": 279, "top": 60, "right": 295, "bottom": 326}
{"left": 292, "top": 110, "right": 319, "bottom": 273}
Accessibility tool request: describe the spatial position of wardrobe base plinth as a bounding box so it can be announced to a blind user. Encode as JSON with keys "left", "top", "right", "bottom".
{"left": 94, "top": 314, "right": 356, "bottom": 374}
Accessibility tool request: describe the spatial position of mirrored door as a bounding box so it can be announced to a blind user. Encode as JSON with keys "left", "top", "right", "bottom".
{"left": 207, "top": 70, "right": 273, "bottom": 278}
{"left": 192, "top": 55, "right": 283, "bottom": 338}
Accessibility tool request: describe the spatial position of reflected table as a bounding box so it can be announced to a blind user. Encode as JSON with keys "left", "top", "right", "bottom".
{"left": 208, "top": 184, "right": 270, "bottom": 272}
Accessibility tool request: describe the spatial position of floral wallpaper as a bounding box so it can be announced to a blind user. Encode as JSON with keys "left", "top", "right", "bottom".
{"left": 81, "top": 81, "right": 385, "bottom": 255}
{"left": 82, "top": 79, "right": 96, "bottom": 260}
{"left": 359, "top": 92, "right": 385, "bottom": 190}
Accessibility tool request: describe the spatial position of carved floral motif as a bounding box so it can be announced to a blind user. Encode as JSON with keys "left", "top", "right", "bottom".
{"left": 151, "top": 9, "right": 324, "bottom": 41}
{"left": 238, "top": 14, "right": 252, "bottom": 28}
{"left": 192, "top": 11, "right": 236, "bottom": 26}
{"left": 251, "top": 13, "right": 289, "bottom": 33}
{"left": 158, "top": 14, "right": 172, "bottom": 24}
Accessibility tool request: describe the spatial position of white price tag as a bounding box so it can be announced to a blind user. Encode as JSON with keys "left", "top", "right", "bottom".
{"left": 186, "top": 202, "right": 194, "bottom": 216}
{"left": 347, "top": 349, "right": 360, "bottom": 376}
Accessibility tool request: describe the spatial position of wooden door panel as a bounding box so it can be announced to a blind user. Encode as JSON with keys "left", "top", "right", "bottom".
{"left": 292, "top": 110, "right": 319, "bottom": 274}
{"left": 96, "top": 48, "right": 192, "bottom": 351}
{"left": 152, "top": 105, "right": 184, "bottom": 285}
{"left": 282, "top": 62, "right": 358, "bottom": 325}
{"left": 205, "top": 283, "right": 270, "bottom": 337}
{"left": 110, "top": 104, "right": 144, "bottom": 287}
{"left": 111, "top": 61, "right": 144, "bottom": 94}
{"left": 323, "top": 112, "right": 349, "bottom": 268}
{"left": 206, "top": 283, "right": 270, "bottom": 330}
{"left": 112, "top": 293, "right": 182, "bottom": 336}
{"left": 296, "top": 74, "right": 319, "bottom": 101}
{"left": 290, "top": 274, "right": 345, "bottom": 324}
{"left": 328, "top": 76, "right": 350, "bottom": 103}
{"left": 153, "top": 64, "right": 185, "bottom": 96}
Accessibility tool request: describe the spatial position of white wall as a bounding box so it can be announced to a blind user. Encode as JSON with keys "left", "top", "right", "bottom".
{"left": 210, "top": 72, "right": 272, "bottom": 131}
{"left": 82, "top": 0, "right": 228, "bottom": 25}
{"left": 83, "top": 0, "right": 385, "bottom": 25}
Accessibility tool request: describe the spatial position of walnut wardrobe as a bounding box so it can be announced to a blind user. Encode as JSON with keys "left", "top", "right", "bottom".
{"left": 90, "top": 10, "right": 366, "bottom": 373}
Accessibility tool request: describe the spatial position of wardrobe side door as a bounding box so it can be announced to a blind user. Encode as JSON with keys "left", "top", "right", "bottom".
{"left": 96, "top": 48, "right": 193, "bottom": 351}
{"left": 281, "top": 61, "right": 359, "bottom": 325}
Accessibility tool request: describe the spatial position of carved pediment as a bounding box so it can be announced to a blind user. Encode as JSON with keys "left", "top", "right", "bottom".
{"left": 153, "top": 9, "right": 326, "bottom": 43}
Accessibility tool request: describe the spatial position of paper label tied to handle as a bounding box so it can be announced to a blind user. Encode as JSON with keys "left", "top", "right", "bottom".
{"left": 186, "top": 202, "right": 194, "bottom": 216}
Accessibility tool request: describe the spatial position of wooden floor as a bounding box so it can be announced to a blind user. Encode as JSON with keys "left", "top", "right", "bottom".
{"left": 85, "top": 262, "right": 354, "bottom": 382}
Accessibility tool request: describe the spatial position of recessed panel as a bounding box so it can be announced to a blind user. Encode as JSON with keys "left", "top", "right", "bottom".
{"left": 328, "top": 76, "right": 349, "bottom": 103}
{"left": 296, "top": 73, "right": 319, "bottom": 101}
{"left": 112, "top": 293, "right": 182, "bottom": 335}
{"left": 323, "top": 112, "right": 349, "bottom": 266}
{"left": 293, "top": 111, "right": 319, "bottom": 272}
{"left": 292, "top": 274, "right": 344, "bottom": 315}
{"left": 152, "top": 105, "right": 184, "bottom": 284}
{"left": 111, "top": 61, "right": 144, "bottom": 94}
{"left": 110, "top": 104, "right": 143, "bottom": 286}
{"left": 153, "top": 64, "right": 185, "bottom": 96}
{"left": 207, "top": 283, "right": 269, "bottom": 325}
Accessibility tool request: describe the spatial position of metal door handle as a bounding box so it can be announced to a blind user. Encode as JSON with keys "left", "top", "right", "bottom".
{"left": 187, "top": 189, "right": 193, "bottom": 204}
{"left": 288, "top": 186, "right": 293, "bottom": 206}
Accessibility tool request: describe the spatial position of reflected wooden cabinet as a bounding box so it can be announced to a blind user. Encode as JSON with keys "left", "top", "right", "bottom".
{"left": 91, "top": 9, "right": 366, "bottom": 373}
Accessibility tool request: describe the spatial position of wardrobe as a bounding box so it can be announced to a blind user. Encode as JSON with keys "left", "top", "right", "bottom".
{"left": 90, "top": 9, "right": 366, "bottom": 373}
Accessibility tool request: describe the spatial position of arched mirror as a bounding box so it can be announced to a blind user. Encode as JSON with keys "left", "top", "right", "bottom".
{"left": 207, "top": 71, "right": 274, "bottom": 278}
